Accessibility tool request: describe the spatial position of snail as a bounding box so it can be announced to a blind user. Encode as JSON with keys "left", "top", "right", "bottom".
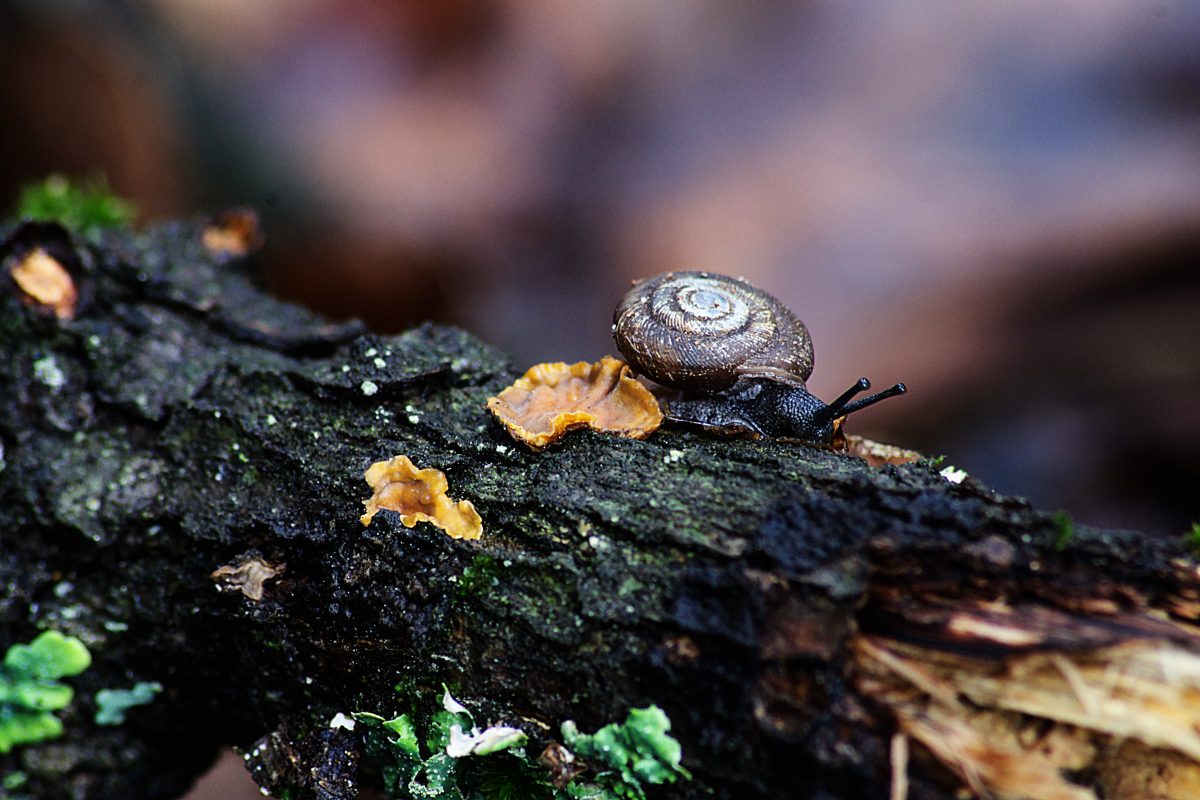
{"left": 612, "top": 270, "right": 905, "bottom": 444}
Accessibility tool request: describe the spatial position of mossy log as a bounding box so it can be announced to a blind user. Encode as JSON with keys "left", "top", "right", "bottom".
{"left": 2, "top": 219, "right": 1199, "bottom": 800}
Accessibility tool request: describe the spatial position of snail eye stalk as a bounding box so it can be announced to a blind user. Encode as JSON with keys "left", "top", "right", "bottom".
{"left": 815, "top": 378, "right": 906, "bottom": 426}
{"left": 839, "top": 382, "right": 906, "bottom": 417}
{"left": 823, "top": 377, "right": 871, "bottom": 417}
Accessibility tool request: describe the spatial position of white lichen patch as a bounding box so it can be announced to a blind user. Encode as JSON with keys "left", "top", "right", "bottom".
{"left": 329, "top": 712, "right": 356, "bottom": 730}
{"left": 446, "top": 724, "right": 527, "bottom": 758}
{"left": 33, "top": 355, "right": 66, "bottom": 391}
{"left": 940, "top": 466, "right": 968, "bottom": 484}
{"left": 442, "top": 689, "right": 471, "bottom": 717}
{"left": 361, "top": 380, "right": 380, "bottom": 396}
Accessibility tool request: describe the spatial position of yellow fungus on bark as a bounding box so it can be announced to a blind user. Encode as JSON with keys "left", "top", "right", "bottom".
{"left": 487, "top": 356, "right": 663, "bottom": 450}
{"left": 210, "top": 557, "right": 285, "bottom": 601}
{"left": 843, "top": 435, "right": 923, "bottom": 467}
{"left": 360, "top": 455, "right": 482, "bottom": 540}
{"left": 9, "top": 248, "right": 77, "bottom": 320}
{"left": 201, "top": 209, "right": 263, "bottom": 258}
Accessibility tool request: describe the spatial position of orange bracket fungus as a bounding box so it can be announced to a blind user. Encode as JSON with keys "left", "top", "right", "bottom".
{"left": 486, "top": 356, "right": 663, "bottom": 450}
{"left": 360, "top": 455, "right": 483, "bottom": 540}
{"left": 843, "top": 435, "right": 924, "bottom": 468}
{"left": 8, "top": 248, "right": 77, "bottom": 319}
{"left": 201, "top": 209, "right": 264, "bottom": 258}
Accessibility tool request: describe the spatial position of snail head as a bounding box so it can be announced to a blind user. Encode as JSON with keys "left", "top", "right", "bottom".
{"left": 764, "top": 376, "right": 906, "bottom": 443}
{"left": 663, "top": 375, "right": 906, "bottom": 444}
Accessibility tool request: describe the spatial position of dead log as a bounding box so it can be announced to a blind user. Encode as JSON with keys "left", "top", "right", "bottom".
{"left": 1, "top": 218, "right": 1198, "bottom": 800}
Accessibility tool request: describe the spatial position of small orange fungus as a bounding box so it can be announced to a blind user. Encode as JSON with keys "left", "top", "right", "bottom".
{"left": 202, "top": 209, "right": 263, "bottom": 257}
{"left": 211, "top": 557, "right": 285, "bottom": 601}
{"left": 844, "top": 435, "right": 923, "bottom": 467}
{"left": 486, "top": 356, "right": 663, "bottom": 450}
{"left": 9, "top": 248, "right": 77, "bottom": 319}
{"left": 360, "top": 455, "right": 483, "bottom": 540}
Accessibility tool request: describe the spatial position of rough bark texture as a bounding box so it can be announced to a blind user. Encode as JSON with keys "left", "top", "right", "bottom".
{"left": 1, "top": 219, "right": 1196, "bottom": 800}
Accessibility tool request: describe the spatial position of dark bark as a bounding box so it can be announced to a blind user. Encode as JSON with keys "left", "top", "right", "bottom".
{"left": 1, "top": 219, "right": 1196, "bottom": 800}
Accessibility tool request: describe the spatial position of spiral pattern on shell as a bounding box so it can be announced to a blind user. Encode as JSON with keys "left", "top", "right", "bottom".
{"left": 612, "top": 271, "right": 814, "bottom": 392}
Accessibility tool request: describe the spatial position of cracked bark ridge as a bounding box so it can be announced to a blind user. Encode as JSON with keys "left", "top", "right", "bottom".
{"left": 1, "top": 219, "right": 1197, "bottom": 800}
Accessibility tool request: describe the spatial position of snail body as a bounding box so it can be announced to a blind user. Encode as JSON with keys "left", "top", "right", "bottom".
{"left": 612, "top": 271, "right": 905, "bottom": 444}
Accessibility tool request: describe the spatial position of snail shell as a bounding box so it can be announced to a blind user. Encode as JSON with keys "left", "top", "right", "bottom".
{"left": 612, "top": 271, "right": 814, "bottom": 392}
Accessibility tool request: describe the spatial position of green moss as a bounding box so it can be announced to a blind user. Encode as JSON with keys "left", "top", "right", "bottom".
{"left": 3, "top": 770, "right": 28, "bottom": 791}
{"left": 352, "top": 688, "right": 537, "bottom": 799}
{"left": 457, "top": 554, "right": 501, "bottom": 599}
{"left": 561, "top": 706, "right": 690, "bottom": 800}
{"left": 16, "top": 174, "right": 135, "bottom": 234}
{"left": 94, "top": 681, "right": 162, "bottom": 726}
{"left": 1185, "top": 522, "right": 1200, "bottom": 553}
{"left": 455, "top": 553, "right": 585, "bottom": 643}
{"left": 1052, "top": 511, "right": 1075, "bottom": 551}
{"left": 1, "top": 631, "right": 92, "bottom": 753}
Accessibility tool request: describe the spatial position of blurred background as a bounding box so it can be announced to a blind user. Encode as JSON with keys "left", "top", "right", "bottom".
{"left": 2, "top": 1, "right": 1198, "bottom": 794}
